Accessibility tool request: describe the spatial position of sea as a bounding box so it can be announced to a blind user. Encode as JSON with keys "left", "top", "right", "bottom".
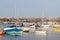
{"left": 0, "top": 23, "right": 60, "bottom": 40}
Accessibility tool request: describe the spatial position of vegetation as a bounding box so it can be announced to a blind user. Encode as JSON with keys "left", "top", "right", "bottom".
{"left": 0, "top": 17, "right": 60, "bottom": 23}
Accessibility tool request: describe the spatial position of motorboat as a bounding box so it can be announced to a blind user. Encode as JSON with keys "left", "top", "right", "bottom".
{"left": 35, "top": 31, "right": 47, "bottom": 35}
{"left": 3, "top": 27, "right": 23, "bottom": 36}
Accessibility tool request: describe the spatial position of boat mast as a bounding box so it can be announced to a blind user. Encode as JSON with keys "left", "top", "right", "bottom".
{"left": 41, "top": 6, "right": 44, "bottom": 40}
{"left": 14, "top": 0, "right": 16, "bottom": 18}
{"left": 14, "top": 0, "right": 17, "bottom": 26}
{"left": 41, "top": 0, "right": 44, "bottom": 25}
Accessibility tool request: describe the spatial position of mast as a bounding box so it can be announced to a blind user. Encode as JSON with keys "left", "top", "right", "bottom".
{"left": 41, "top": 5, "right": 44, "bottom": 40}
{"left": 14, "top": 0, "right": 16, "bottom": 18}
{"left": 41, "top": 0, "right": 44, "bottom": 25}
{"left": 14, "top": 0, "right": 17, "bottom": 26}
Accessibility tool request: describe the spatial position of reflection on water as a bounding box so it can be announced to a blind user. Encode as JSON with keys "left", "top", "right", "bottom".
{"left": 0, "top": 35, "right": 5, "bottom": 38}
{"left": 0, "top": 32, "right": 60, "bottom": 40}
{"left": 0, "top": 23, "right": 60, "bottom": 40}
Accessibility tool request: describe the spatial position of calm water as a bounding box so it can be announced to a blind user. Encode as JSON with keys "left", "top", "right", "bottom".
{"left": 0, "top": 23, "right": 60, "bottom": 40}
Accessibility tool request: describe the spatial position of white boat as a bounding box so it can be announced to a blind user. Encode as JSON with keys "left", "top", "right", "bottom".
{"left": 29, "top": 25, "right": 35, "bottom": 32}
{"left": 53, "top": 25, "right": 60, "bottom": 28}
{"left": 30, "top": 25, "right": 35, "bottom": 30}
{"left": 41, "top": 24, "right": 49, "bottom": 30}
{"left": 21, "top": 27, "right": 30, "bottom": 32}
{"left": 35, "top": 31, "right": 47, "bottom": 35}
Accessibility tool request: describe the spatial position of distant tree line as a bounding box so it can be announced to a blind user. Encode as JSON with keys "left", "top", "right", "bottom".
{"left": 0, "top": 17, "right": 60, "bottom": 23}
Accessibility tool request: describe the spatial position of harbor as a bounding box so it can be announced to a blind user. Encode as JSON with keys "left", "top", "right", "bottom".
{"left": 0, "top": 24, "right": 60, "bottom": 40}
{"left": 0, "top": 20, "right": 60, "bottom": 40}
{"left": 0, "top": 0, "right": 60, "bottom": 40}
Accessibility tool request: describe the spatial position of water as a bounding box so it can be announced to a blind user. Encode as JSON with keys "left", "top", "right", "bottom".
{"left": 0, "top": 23, "right": 60, "bottom": 40}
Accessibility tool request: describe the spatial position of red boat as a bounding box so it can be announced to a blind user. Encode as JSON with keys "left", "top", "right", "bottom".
{"left": 0, "top": 31, "right": 5, "bottom": 35}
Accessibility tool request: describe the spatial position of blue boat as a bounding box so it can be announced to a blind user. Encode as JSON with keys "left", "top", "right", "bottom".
{"left": 3, "top": 27, "right": 23, "bottom": 36}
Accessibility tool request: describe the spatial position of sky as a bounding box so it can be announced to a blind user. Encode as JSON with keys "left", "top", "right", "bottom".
{"left": 0, "top": 0, "right": 60, "bottom": 18}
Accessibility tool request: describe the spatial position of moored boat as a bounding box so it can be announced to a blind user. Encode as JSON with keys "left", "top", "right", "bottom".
{"left": 35, "top": 31, "right": 47, "bottom": 35}
{"left": 54, "top": 28, "right": 60, "bottom": 32}
{"left": 3, "top": 27, "right": 23, "bottom": 36}
{"left": 0, "top": 31, "right": 5, "bottom": 35}
{"left": 21, "top": 27, "right": 30, "bottom": 32}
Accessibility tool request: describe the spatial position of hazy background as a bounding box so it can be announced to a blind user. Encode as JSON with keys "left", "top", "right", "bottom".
{"left": 0, "top": 0, "right": 60, "bottom": 18}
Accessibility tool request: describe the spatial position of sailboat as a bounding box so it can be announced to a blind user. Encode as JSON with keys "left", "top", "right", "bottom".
{"left": 35, "top": 5, "right": 47, "bottom": 35}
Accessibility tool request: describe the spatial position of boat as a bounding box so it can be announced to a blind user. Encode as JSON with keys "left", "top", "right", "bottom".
{"left": 0, "top": 31, "right": 5, "bottom": 35}
{"left": 29, "top": 25, "right": 35, "bottom": 32}
{"left": 30, "top": 25, "right": 35, "bottom": 30}
{"left": 35, "top": 31, "right": 47, "bottom": 35}
{"left": 53, "top": 25, "right": 60, "bottom": 28}
{"left": 3, "top": 27, "right": 23, "bottom": 36}
{"left": 35, "top": 24, "right": 47, "bottom": 35}
{"left": 3, "top": 27, "right": 23, "bottom": 35}
{"left": 41, "top": 23, "right": 49, "bottom": 30}
{"left": 54, "top": 28, "right": 60, "bottom": 32}
{"left": 21, "top": 27, "right": 30, "bottom": 32}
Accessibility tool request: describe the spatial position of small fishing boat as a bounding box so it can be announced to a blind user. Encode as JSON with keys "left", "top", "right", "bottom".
{"left": 3, "top": 27, "right": 23, "bottom": 36}
{"left": 4, "top": 24, "right": 23, "bottom": 35}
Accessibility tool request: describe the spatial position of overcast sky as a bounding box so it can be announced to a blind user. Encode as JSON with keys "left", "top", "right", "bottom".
{"left": 0, "top": 0, "right": 60, "bottom": 18}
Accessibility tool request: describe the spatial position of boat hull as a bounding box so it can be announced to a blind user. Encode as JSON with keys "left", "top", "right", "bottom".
{"left": 21, "top": 27, "right": 30, "bottom": 32}
{"left": 6, "top": 31, "right": 23, "bottom": 35}
{"left": 35, "top": 31, "right": 47, "bottom": 35}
